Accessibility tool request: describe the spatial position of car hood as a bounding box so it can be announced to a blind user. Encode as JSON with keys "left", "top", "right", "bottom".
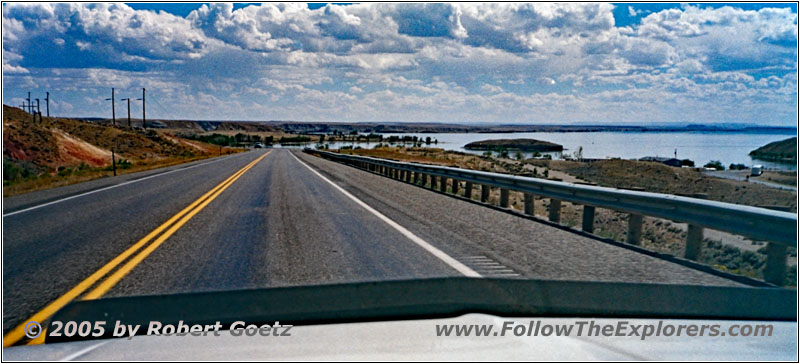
{"left": 4, "top": 314, "right": 797, "bottom": 361}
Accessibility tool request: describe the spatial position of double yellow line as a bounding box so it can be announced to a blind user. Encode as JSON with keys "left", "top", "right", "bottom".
{"left": 3, "top": 151, "right": 270, "bottom": 347}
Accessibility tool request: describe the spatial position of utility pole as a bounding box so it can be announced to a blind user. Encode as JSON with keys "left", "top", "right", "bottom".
{"left": 121, "top": 98, "right": 131, "bottom": 127}
{"left": 30, "top": 97, "right": 35, "bottom": 123}
{"left": 45, "top": 92, "right": 50, "bottom": 117}
{"left": 105, "top": 88, "right": 116, "bottom": 126}
{"left": 26, "top": 92, "right": 31, "bottom": 114}
{"left": 105, "top": 88, "right": 117, "bottom": 176}
{"left": 142, "top": 88, "right": 146, "bottom": 128}
{"left": 35, "top": 99, "right": 41, "bottom": 123}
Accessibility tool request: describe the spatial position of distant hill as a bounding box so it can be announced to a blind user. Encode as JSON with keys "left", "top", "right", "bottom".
{"left": 83, "top": 116, "right": 282, "bottom": 133}
{"left": 464, "top": 138, "right": 563, "bottom": 152}
{"left": 275, "top": 121, "right": 796, "bottom": 135}
{"left": 749, "top": 137, "right": 797, "bottom": 164}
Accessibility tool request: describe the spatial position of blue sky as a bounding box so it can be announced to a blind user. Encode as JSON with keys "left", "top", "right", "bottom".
{"left": 2, "top": 3, "right": 797, "bottom": 125}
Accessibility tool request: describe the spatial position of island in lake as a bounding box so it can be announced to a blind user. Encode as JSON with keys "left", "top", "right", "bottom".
{"left": 464, "top": 138, "right": 563, "bottom": 152}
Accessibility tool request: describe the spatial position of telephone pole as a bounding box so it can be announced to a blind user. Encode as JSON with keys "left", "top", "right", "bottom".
{"left": 26, "top": 92, "right": 31, "bottom": 114}
{"left": 30, "top": 97, "right": 35, "bottom": 123}
{"left": 105, "top": 88, "right": 116, "bottom": 126}
{"left": 45, "top": 92, "right": 50, "bottom": 117}
{"left": 121, "top": 98, "right": 131, "bottom": 127}
{"left": 142, "top": 88, "right": 146, "bottom": 128}
{"left": 35, "top": 99, "right": 41, "bottom": 123}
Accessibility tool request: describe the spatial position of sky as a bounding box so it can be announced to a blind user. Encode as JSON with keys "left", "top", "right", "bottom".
{"left": 2, "top": 2, "right": 797, "bottom": 125}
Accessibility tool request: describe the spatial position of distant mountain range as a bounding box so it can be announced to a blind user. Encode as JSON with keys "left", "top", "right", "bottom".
{"left": 272, "top": 122, "right": 796, "bottom": 134}
{"left": 70, "top": 116, "right": 796, "bottom": 135}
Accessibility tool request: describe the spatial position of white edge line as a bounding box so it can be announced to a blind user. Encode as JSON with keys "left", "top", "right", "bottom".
{"left": 291, "top": 152, "right": 481, "bottom": 278}
{"left": 58, "top": 340, "right": 111, "bottom": 361}
{"left": 3, "top": 154, "right": 241, "bottom": 217}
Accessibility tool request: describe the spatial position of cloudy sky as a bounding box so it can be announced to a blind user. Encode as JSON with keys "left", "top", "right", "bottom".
{"left": 2, "top": 2, "right": 797, "bottom": 125}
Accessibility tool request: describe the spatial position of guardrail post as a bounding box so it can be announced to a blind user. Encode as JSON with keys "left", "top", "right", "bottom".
{"left": 406, "top": 170, "right": 412, "bottom": 182}
{"left": 524, "top": 193, "right": 534, "bottom": 215}
{"left": 627, "top": 214, "right": 643, "bottom": 245}
{"left": 452, "top": 179, "right": 459, "bottom": 195}
{"left": 549, "top": 199, "right": 561, "bottom": 222}
{"left": 465, "top": 182, "right": 473, "bottom": 199}
{"left": 481, "top": 185, "right": 490, "bottom": 203}
{"left": 500, "top": 188, "right": 509, "bottom": 208}
{"left": 439, "top": 176, "right": 448, "bottom": 193}
{"left": 764, "top": 243, "right": 787, "bottom": 286}
{"left": 684, "top": 224, "right": 704, "bottom": 260}
{"left": 582, "top": 206, "right": 595, "bottom": 233}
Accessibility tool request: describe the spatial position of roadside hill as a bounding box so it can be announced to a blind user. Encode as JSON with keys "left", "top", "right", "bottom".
{"left": 3, "top": 105, "right": 231, "bottom": 195}
{"left": 749, "top": 137, "right": 797, "bottom": 163}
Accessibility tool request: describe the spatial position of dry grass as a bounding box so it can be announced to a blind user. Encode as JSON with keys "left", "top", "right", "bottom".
{"left": 3, "top": 150, "right": 242, "bottom": 197}
{"left": 755, "top": 171, "right": 797, "bottom": 187}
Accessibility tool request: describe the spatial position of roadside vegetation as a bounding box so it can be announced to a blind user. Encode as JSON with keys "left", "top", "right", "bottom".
{"left": 182, "top": 132, "right": 274, "bottom": 147}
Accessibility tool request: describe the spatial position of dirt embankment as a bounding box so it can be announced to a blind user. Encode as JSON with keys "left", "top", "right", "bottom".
{"left": 529, "top": 159, "right": 797, "bottom": 212}
{"left": 3, "top": 105, "right": 240, "bottom": 196}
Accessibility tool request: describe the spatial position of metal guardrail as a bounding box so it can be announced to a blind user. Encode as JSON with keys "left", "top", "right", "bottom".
{"left": 307, "top": 149, "right": 798, "bottom": 285}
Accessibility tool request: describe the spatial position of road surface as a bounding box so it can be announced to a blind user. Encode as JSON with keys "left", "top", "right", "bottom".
{"left": 703, "top": 170, "right": 797, "bottom": 191}
{"left": 3, "top": 149, "right": 747, "bottom": 345}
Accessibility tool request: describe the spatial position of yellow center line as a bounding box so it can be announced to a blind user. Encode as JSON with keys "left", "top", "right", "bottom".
{"left": 3, "top": 151, "right": 270, "bottom": 347}
{"left": 82, "top": 152, "right": 267, "bottom": 299}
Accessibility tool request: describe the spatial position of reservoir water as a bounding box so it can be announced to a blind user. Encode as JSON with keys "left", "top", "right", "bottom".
{"left": 292, "top": 131, "right": 797, "bottom": 171}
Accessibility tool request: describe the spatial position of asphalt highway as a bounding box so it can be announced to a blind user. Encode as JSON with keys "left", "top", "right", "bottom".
{"left": 3, "top": 148, "right": 746, "bottom": 346}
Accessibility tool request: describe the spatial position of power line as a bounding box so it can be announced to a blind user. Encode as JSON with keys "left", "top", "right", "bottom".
{"left": 148, "top": 91, "right": 177, "bottom": 121}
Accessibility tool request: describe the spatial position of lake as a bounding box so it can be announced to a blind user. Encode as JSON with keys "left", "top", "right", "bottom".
{"left": 285, "top": 131, "right": 797, "bottom": 171}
